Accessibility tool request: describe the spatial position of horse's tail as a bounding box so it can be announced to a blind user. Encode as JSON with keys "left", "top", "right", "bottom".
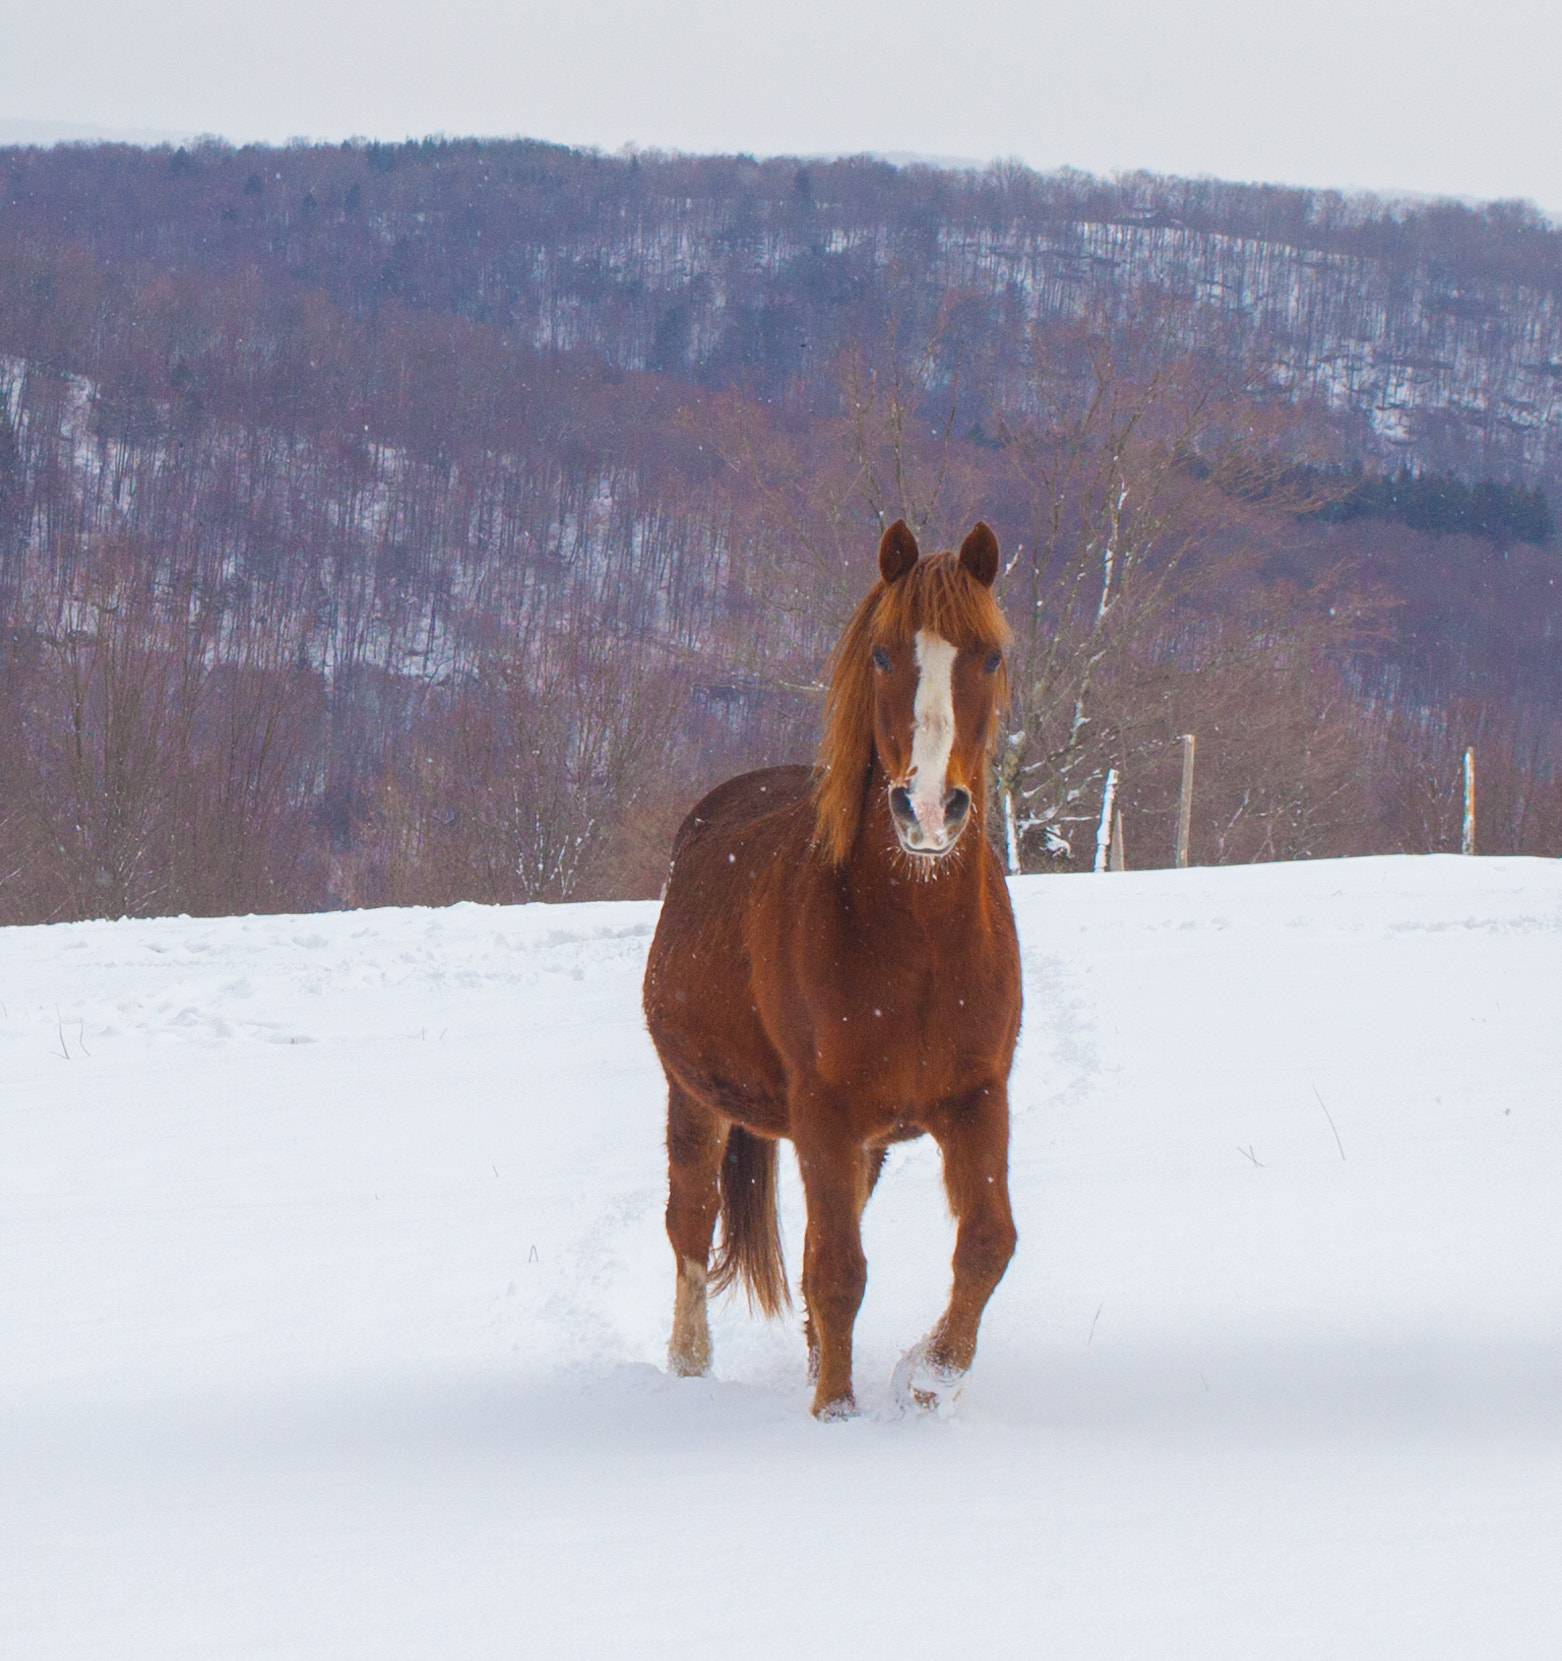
{"left": 709, "top": 1126, "right": 792, "bottom": 1318}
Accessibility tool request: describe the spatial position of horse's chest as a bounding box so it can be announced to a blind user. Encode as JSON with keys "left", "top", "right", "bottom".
{"left": 806, "top": 954, "right": 1012, "bottom": 1106}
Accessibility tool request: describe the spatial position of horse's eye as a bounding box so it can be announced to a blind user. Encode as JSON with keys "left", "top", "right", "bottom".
{"left": 983, "top": 650, "right": 1003, "bottom": 674}
{"left": 871, "top": 647, "right": 891, "bottom": 672}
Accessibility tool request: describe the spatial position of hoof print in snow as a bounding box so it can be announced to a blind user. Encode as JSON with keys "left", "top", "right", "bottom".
{"left": 892, "top": 1341, "right": 966, "bottom": 1418}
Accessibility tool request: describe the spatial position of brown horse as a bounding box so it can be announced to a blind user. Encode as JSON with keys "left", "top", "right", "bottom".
{"left": 642, "top": 520, "right": 1022, "bottom": 1418}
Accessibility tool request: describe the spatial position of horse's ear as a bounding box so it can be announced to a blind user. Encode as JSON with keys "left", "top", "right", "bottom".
{"left": 878, "top": 520, "right": 920, "bottom": 584}
{"left": 958, "top": 521, "right": 1000, "bottom": 587}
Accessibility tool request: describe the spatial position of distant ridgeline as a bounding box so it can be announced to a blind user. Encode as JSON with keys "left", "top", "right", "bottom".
{"left": 6, "top": 138, "right": 1562, "bottom": 479}
{"left": 1300, "top": 466, "right": 1555, "bottom": 545}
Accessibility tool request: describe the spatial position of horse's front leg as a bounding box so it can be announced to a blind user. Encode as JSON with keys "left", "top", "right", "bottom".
{"left": 898, "top": 1081, "right": 1017, "bottom": 1409}
{"left": 802, "top": 1144, "right": 887, "bottom": 1384}
{"left": 794, "top": 1106, "right": 872, "bottom": 1419}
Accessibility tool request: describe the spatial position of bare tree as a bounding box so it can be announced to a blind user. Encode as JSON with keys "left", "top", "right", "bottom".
{"left": 719, "top": 300, "right": 990, "bottom": 651}
{"left": 365, "top": 609, "right": 684, "bottom": 907}
{"left": 994, "top": 298, "right": 1337, "bottom": 867}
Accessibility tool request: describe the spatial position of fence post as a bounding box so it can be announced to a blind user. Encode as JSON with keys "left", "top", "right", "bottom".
{"left": 1462, "top": 747, "right": 1476, "bottom": 855}
{"left": 1094, "top": 769, "right": 1118, "bottom": 873}
{"left": 1109, "top": 808, "right": 1127, "bottom": 871}
{"left": 1175, "top": 733, "right": 1196, "bottom": 868}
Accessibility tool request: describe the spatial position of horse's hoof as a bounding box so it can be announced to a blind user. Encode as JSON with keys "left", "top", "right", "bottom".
{"left": 667, "top": 1346, "right": 711, "bottom": 1379}
{"left": 892, "top": 1340, "right": 966, "bottom": 1416}
{"left": 812, "top": 1392, "right": 857, "bottom": 1422}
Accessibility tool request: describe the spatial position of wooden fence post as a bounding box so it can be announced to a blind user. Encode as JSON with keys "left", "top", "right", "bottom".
{"left": 1003, "top": 787, "right": 1021, "bottom": 875}
{"left": 1094, "top": 768, "right": 1118, "bottom": 873}
{"left": 1463, "top": 747, "right": 1476, "bottom": 855}
{"left": 1175, "top": 733, "right": 1195, "bottom": 868}
{"left": 1109, "top": 808, "right": 1127, "bottom": 871}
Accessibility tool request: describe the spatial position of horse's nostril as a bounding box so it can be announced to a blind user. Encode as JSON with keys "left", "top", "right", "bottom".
{"left": 890, "top": 786, "right": 915, "bottom": 824}
{"left": 945, "top": 787, "right": 971, "bottom": 822}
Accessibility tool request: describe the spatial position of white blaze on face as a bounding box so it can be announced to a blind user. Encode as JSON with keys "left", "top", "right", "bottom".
{"left": 909, "top": 629, "right": 958, "bottom": 839}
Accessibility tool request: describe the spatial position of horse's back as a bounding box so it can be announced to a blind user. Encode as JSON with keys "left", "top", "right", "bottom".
{"left": 669, "top": 765, "right": 813, "bottom": 863}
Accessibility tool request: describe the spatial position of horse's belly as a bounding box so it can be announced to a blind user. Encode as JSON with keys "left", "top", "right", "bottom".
{"left": 644, "top": 934, "right": 789, "bottom": 1134}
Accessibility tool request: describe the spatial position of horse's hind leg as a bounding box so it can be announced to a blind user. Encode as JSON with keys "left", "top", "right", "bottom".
{"left": 864, "top": 1145, "right": 889, "bottom": 1199}
{"left": 665, "top": 1082, "right": 725, "bottom": 1377}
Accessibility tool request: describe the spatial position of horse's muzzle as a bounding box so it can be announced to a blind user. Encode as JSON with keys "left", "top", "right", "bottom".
{"left": 889, "top": 784, "right": 971, "bottom": 856}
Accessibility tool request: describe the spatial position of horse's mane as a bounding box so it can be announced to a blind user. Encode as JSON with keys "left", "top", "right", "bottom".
{"left": 812, "top": 549, "right": 1011, "bottom": 866}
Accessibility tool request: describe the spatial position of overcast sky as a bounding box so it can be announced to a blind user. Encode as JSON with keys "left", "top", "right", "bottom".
{"left": 5, "top": 0, "right": 1560, "bottom": 213}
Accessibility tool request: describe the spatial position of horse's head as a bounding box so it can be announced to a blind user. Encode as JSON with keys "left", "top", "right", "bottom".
{"left": 815, "top": 520, "right": 1011, "bottom": 867}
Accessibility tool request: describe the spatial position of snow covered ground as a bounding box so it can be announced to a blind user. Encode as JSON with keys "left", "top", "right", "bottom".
{"left": 4, "top": 855, "right": 1561, "bottom": 1658}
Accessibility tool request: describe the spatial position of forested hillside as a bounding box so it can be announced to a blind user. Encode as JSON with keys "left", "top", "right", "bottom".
{"left": 2, "top": 138, "right": 1560, "bottom": 922}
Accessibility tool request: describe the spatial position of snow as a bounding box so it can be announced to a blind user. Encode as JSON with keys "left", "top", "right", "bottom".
{"left": 4, "top": 855, "right": 1561, "bottom": 1657}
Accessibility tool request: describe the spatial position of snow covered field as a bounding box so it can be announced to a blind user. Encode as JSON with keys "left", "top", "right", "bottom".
{"left": 4, "top": 855, "right": 1561, "bottom": 1658}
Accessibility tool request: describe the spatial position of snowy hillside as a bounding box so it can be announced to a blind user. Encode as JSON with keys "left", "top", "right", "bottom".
{"left": 5, "top": 856, "right": 1561, "bottom": 1658}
